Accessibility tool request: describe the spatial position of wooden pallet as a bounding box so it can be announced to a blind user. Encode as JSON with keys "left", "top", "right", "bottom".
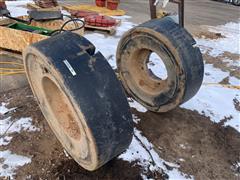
{"left": 85, "top": 20, "right": 121, "bottom": 35}
{"left": 27, "top": 3, "right": 61, "bottom": 11}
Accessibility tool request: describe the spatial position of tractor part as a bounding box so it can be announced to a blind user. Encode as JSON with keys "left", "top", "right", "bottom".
{"left": 232, "top": 0, "right": 240, "bottom": 5}
{"left": 23, "top": 32, "right": 133, "bottom": 171}
{"left": 8, "top": 23, "right": 53, "bottom": 35}
{"left": 149, "top": 0, "right": 184, "bottom": 27}
{"left": 27, "top": 10, "right": 63, "bottom": 21}
{"left": 117, "top": 17, "right": 204, "bottom": 112}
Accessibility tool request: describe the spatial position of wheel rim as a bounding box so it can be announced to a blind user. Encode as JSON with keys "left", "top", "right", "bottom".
{"left": 117, "top": 30, "right": 183, "bottom": 112}
{"left": 24, "top": 51, "right": 98, "bottom": 170}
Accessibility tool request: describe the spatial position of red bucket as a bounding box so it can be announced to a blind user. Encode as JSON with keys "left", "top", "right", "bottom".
{"left": 96, "top": 0, "right": 106, "bottom": 7}
{"left": 107, "top": 0, "right": 119, "bottom": 10}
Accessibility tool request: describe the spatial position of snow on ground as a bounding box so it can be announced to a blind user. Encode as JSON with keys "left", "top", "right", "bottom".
{"left": 86, "top": 16, "right": 239, "bottom": 177}
{"left": 5, "top": 0, "right": 32, "bottom": 17}
{"left": 0, "top": 102, "right": 16, "bottom": 115}
{"left": 119, "top": 127, "right": 194, "bottom": 180}
{"left": 85, "top": 18, "right": 195, "bottom": 178}
{"left": 1, "top": 0, "right": 239, "bottom": 179}
{"left": 0, "top": 103, "right": 40, "bottom": 146}
{"left": 1, "top": 2, "right": 194, "bottom": 177}
{"left": 85, "top": 16, "right": 135, "bottom": 69}
{"left": 232, "top": 161, "right": 240, "bottom": 177}
{"left": 0, "top": 150, "right": 31, "bottom": 178}
{"left": 196, "top": 21, "right": 240, "bottom": 57}
{"left": 0, "top": 116, "right": 40, "bottom": 146}
{"left": 0, "top": 2, "right": 39, "bottom": 178}
{"left": 181, "top": 21, "right": 240, "bottom": 132}
{"left": 128, "top": 98, "right": 148, "bottom": 113}
{"left": 0, "top": 103, "right": 39, "bottom": 178}
{"left": 182, "top": 64, "right": 240, "bottom": 131}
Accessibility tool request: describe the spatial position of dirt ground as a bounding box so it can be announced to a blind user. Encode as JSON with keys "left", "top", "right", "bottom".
{"left": 134, "top": 109, "right": 240, "bottom": 180}
{"left": 0, "top": 76, "right": 239, "bottom": 180}
{"left": 0, "top": 0, "right": 240, "bottom": 180}
{"left": 0, "top": 87, "right": 164, "bottom": 180}
{"left": 1, "top": 79, "right": 239, "bottom": 180}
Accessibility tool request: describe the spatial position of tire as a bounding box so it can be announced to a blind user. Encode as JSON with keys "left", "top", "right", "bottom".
{"left": 232, "top": 0, "right": 240, "bottom": 6}
{"left": 117, "top": 17, "right": 204, "bottom": 112}
{"left": 23, "top": 32, "right": 133, "bottom": 171}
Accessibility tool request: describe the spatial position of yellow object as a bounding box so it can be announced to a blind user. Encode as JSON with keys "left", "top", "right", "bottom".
{"left": 0, "top": 61, "right": 25, "bottom": 76}
{"left": 63, "top": 4, "right": 126, "bottom": 16}
{"left": 157, "top": 10, "right": 169, "bottom": 18}
{"left": 203, "top": 83, "right": 240, "bottom": 90}
{"left": 0, "top": 72, "right": 25, "bottom": 76}
{"left": 0, "top": 68, "right": 24, "bottom": 71}
{"left": 0, "top": 61, "right": 24, "bottom": 66}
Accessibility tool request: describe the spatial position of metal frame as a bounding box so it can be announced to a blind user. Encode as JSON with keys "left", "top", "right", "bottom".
{"left": 149, "top": 0, "right": 185, "bottom": 27}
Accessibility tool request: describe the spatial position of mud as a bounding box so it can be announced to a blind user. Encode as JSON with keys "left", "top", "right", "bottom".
{"left": 196, "top": 31, "right": 226, "bottom": 39}
{"left": 0, "top": 85, "right": 239, "bottom": 180}
{"left": 0, "top": 2, "right": 240, "bottom": 178}
{"left": 133, "top": 109, "right": 240, "bottom": 180}
{"left": 203, "top": 52, "right": 240, "bottom": 79}
{"left": 0, "top": 87, "right": 164, "bottom": 180}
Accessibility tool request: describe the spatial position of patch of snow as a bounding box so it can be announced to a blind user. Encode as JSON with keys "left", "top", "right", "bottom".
{"left": 63, "top": 149, "right": 70, "bottom": 158}
{"left": 1, "top": 2, "right": 239, "bottom": 178}
{"left": 203, "top": 64, "right": 229, "bottom": 83}
{"left": 119, "top": 128, "right": 194, "bottom": 180}
{"left": 0, "top": 150, "right": 31, "bottom": 178}
{"left": 182, "top": 21, "right": 240, "bottom": 132}
{"left": 0, "top": 1, "right": 35, "bottom": 178}
{"left": 148, "top": 53, "right": 168, "bottom": 80}
{"left": 0, "top": 103, "right": 16, "bottom": 115}
{"left": 6, "top": 0, "right": 32, "bottom": 17}
{"left": 0, "top": 117, "right": 40, "bottom": 146}
{"left": 84, "top": 17, "right": 136, "bottom": 69}
{"left": 182, "top": 85, "right": 240, "bottom": 132}
{"left": 179, "top": 158, "right": 185, "bottom": 162}
{"left": 128, "top": 98, "right": 148, "bottom": 113}
{"left": 229, "top": 76, "right": 240, "bottom": 86}
{"left": 132, "top": 114, "right": 141, "bottom": 124}
{"left": 196, "top": 20, "right": 240, "bottom": 57}
{"left": 223, "top": 58, "right": 240, "bottom": 68}
{"left": 179, "top": 144, "right": 187, "bottom": 150}
{"left": 0, "top": 136, "right": 13, "bottom": 146}
{"left": 231, "top": 161, "right": 240, "bottom": 177}
{"left": 141, "top": 174, "right": 153, "bottom": 180}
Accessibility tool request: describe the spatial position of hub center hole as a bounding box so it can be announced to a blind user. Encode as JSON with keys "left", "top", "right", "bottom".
{"left": 42, "top": 77, "right": 81, "bottom": 140}
{"left": 147, "top": 52, "right": 168, "bottom": 80}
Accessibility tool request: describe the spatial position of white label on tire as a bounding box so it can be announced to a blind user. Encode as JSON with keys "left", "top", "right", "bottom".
{"left": 63, "top": 60, "right": 77, "bottom": 76}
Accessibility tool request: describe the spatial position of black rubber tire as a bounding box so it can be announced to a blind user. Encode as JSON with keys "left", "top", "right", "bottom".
{"left": 23, "top": 32, "right": 133, "bottom": 171}
{"left": 232, "top": 0, "right": 240, "bottom": 6}
{"left": 117, "top": 17, "right": 204, "bottom": 112}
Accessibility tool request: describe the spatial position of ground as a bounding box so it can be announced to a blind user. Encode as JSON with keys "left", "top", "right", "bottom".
{"left": 0, "top": 0, "right": 240, "bottom": 180}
